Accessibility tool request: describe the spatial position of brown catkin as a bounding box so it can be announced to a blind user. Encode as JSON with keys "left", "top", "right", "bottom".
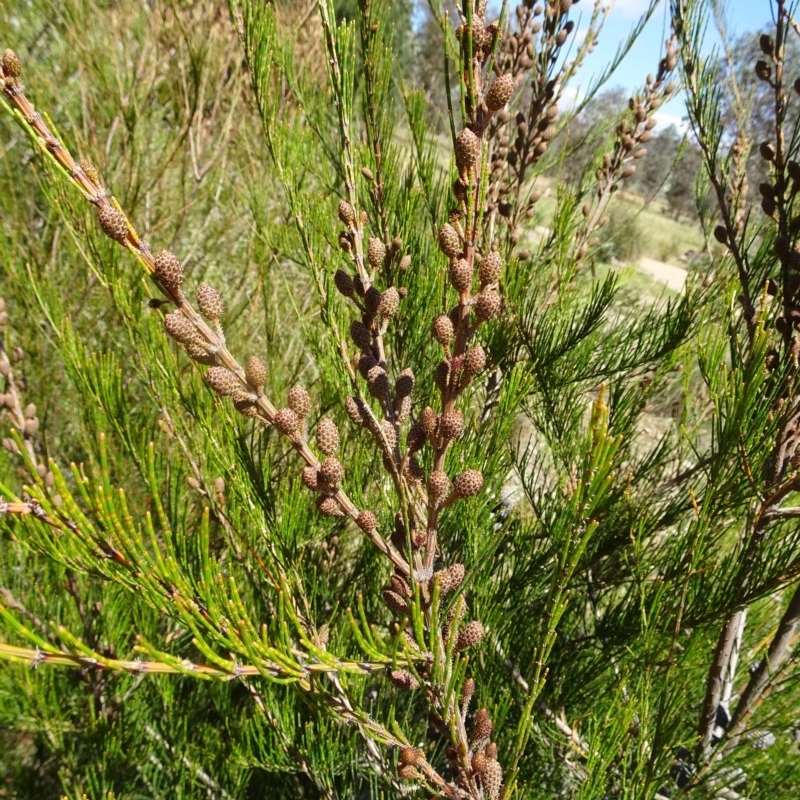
{"left": 434, "top": 359, "right": 451, "bottom": 393}
{"left": 390, "top": 573, "right": 411, "bottom": 597}
{"left": 205, "top": 367, "right": 239, "bottom": 397}
{"left": 367, "top": 366, "right": 389, "bottom": 399}
{"left": 98, "top": 204, "right": 128, "bottom": 243}
{"left": 462, "top": 676, "right": 475, "bottom": 706}
{"left": 481, "top": 760, "right": 503, "bottom": 799}
{"left": 457, "top": 620, "right": 485, "bottom": 650}
{"left": 432, "top": 314, "right": 455, "bottom": 346}
{"left": 273, "top": 407, "right": 301, "bottom": 436}
{"left": 245, "top": 356, "right": 268, "bottom": 389}
{"left": 390, "top": 670, "right": 419, "bottom": 691}
{"left": 334, "top": 269, "right": 354, "bottom": 297}
{"left": 395, "top": 394, "right": 411, "bottom": 424}
{"left": 419, "top": 406, "right": 437, "bottom": 436}
{"left": 287, "top": 385, "right": 311, "bottom": 417}
{"left": 316, "top": 417, "right": 340, "bottom": 455}
{"left": 473, "top": 708, "right": 493, "bottom": 741}
{"left": 454, "top": 469, "right": 484, "bottom": 498}
{"left": 345, "top": 396, "right": 367, "bottom": 426}
{"left": 486, "top": 73, "right": 514, "bottom": 111}
{"left": 383, "top": 588, "right": 410, "bottom": 615}
{"left": 197, "top": 283, "right": 223, "bottom": 321}
{"left": 406, "top": 425, "right": 427, "bottom": 453}
{"left": 365, "top": 286, "right": 381, "bottom": 315}
{"left": 2, "top": 49, "right": 22, "bottom": 79}
{"left": 438, "top": 223, "right": 462, "bottom": 259}
{"left": 154, "top": 250, "right": 184, "bottom": 290}
{"left": 378, "top": 419, "right": 397, "bottom": 450}
{"left": 474, "top": 289, "right": 501, "bottom": 322}
{"left": 319, "top": 456, "right": 345, "bottom": 488}
{"left": 428, "top": 470, "right": 452, "bottom": 505}
{"left": 350, "top": 320, "right": 372, "bottom": 351}
{"left": 317, "top": 495, "right": 345, "bottom": 516}
{"left": 449, "top": 258, "right": 474, "bottom": 293}
{"left": 435, "top": 563, "right": 466, "bottom": 595}
{"left": 356, "top": 509, "right": 377, "bottom": 533}
{"left": 164, "top": 312, "right": 200, "bottom": 347}
{"left": 464, "top": 346, "right": 487, "bottom": 376}
{"left": 472, "top": 751, "right": 487, "bottom": 775}
{"left": 378, "top": 287, "right": 400, "bottom": 317}
{"left": 368, "top": 237, "right": 386, "bottom": 269}
{"left": 439, "top": 410, "right": 464, "bottom": 441}
{"left": 395, "top": 368, "right": 415, "bottom": 398}
{"left": 234, "top": 397, "right": 259, "bottom": 417}
{"left": 404, "top": 454, "right": 425, "bottom": 482}
{"left": 479, "top": 251, "right": 502, "bottom": 286}
{"left": 338, "top": 200, "right": 356, "bottom": 227}
{"left": 301, "top": 466, "right": 319, "bottom": 491}
{"left": 455, "top": 128, "right": 481, "bottom": 172}
{"left": 398, "top": 746, "right": 422, "bottom": 767}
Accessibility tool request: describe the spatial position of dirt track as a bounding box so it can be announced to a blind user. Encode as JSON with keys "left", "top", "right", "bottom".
{"left": 637, "top": 257, "right": 687, "bottom": 293}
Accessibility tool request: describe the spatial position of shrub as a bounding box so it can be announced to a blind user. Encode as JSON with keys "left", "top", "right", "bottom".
{"left": 2, "top": 1, "right": 800, "bottom": 799}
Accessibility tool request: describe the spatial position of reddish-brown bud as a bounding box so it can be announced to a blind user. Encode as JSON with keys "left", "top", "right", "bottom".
{"left": 486, "top": 74, "right": 514, "bottom": 112}
{"left": 464, "top": 346, "right": 487, "bottom": 376}
{"left": 379, "top": 287, "right": 400, "bottom": 317}
{"left": 350, "top": 320, "right": 372, "bottom": 351}
{"left": 153, "top": 250, "right": 184, "bottom": 290}
{"left": 391, "top": 670, "right": 420, "bottom": 691}
{"left": 455, "top": 127, "right": 481, "bottom": 173}
{"left": 481, "top": 759, "right": 503, "bottom": 799}
{"left": 316, "top": 417, "right": 340, "bottom": 455}
{"left": 197, "top": 283, "right": 223, "bottom": 321}
{"left": 98, "top": 204, "right": 128, "bottom": 243}
{"left": 449, "top": 258, "right": 474, "bottom": 293}
{"left": 474, "top": 289, "right": 501, "bottom": 322}
{"left": 454, "top": 469, "right": 483, "bottom": 498}
{"left": 287, "top": 385, "right": 311, "bottom": 417}
{"left": 274, "top": 407, "right": 301, "bottom": 436}
{"left": 368, "top": 237, "right": 386, "bottom": 270}
{"left": 338, "top": 200, "right": 356, "bottom": 227}
{"left": 479, "top": 252, "right": 502, "bottom": 286}
{"left": 205, "top": 367, "right": 239, "bottom": 397}
{"left": 439, "top": 223, "right": 462, "bottom": 259}
{"left": 434, "top": 563, "right": 465, "bottom": 595}
{"left": 334, "top": 269, "right": 354, "bottom": 297}
{"left": 432, "top": 314, "right": 455, "bottom": 346}
{"left": 457, "top": 620, "right": 485, "bottom": 650}
{"left": 317, "top": 495, "right": 345, "bottom": 516}
{"left": 428, "top": 470, "right": 452, "bottom": 505}
{"left": 356, "top": 509, "right": 377, "bottom": 533}
{"left": 319, "top": 456, "right": 345, "bottom": 488}
{"left": 2, "top": 49, "right": 22, "bottom": 79}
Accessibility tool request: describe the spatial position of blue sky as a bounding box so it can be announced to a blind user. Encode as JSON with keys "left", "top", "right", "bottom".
{"left": 570, "top": 0, "right": 781, "bottom": 129}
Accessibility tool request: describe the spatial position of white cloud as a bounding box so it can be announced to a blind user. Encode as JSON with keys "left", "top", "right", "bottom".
{"left": 652, "top": 111, "right": 690, "bottom": 134}
{"left": 608, "top": 0, "right": 666, "bottom": 20}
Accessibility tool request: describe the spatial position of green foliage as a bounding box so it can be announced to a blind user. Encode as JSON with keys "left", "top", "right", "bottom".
{"left": 1, "top": 1, "right": 800, "bottom": 799}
